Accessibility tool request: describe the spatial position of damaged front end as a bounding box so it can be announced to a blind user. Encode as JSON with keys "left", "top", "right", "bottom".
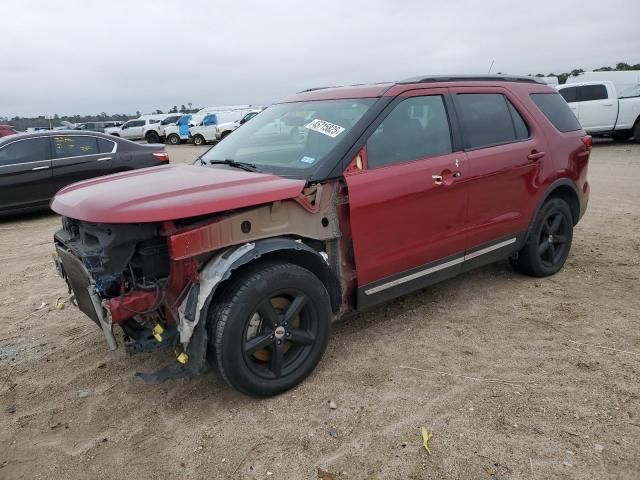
{"left": 52, "top": 181, "right": 354, "bottom": 383}
{"left": 54, "top": 218, "right": 201, "bottom": 380}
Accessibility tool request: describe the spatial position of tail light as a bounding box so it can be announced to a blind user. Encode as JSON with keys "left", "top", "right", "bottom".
{"left": 582, "top": 135, "right": 592, "bottom": 151}
{"left": 153, "top": 151, "right": 170, "bottom": 162}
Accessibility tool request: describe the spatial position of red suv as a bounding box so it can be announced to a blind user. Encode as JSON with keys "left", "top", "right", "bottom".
{"left": 52, "top": 75, "right": 590, "bottom": 396}
{"left": 0, "top": 125, "right": 17, "bottom": 137}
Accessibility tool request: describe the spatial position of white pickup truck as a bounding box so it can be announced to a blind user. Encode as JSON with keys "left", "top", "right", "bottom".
{"left": 189, "top": 109, "right": 261, "bottom": 145}
{"left": 141, "top": 114, "right": 183, "bottom": 144}
{"left": 557, "top": 73, "right": 640, "bottom": 142}
{"left": 104, "top": 118, "right": 161, "bottom": 141}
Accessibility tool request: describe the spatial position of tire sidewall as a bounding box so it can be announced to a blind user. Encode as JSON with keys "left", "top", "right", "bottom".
{"left": 215, "top": 263, "right": 331, "bottom": 397}
{"left": 168, "top": 134, "right": 179, "bottom": 145}
{"left": 526, "top": 198, "right": 573, "bottom": 276}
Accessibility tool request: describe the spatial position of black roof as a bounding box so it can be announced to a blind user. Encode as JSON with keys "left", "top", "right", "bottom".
{"left": 398, "top": 74, "right": 544, "bottom": 85}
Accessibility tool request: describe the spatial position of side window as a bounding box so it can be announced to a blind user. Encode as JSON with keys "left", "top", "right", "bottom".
{"left": 97, "top": 138, "right": 116, "bottom": 153}
{"left": 577, "top": 85, "right": 608, "bottom": 101}
{"left": 558, "top": 87, "right": 578, "bottom": 103}
{"left": 367, "top": 95, "right": 452, "bottom": 168}
{"left": 507, "top": 101, "right": 529, "bottom": 140}
{"left": 53, "top": 136, "right": 99, "bottom": 158}
{"left": 85, "top": 123, "right": 95, "bottom": 130}
{"left": 0, "top": 138, "right": 51, "bottom": 166}
{"left": 530, "top": 93, "right": 582, "bottom": 132}
{"left": 455, "top": 93, "right": 527, "bottom": 149}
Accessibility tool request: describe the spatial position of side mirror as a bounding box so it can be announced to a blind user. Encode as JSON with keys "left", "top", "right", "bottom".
{"left": 239, "top": 119, "right": 246, "bottom": 125}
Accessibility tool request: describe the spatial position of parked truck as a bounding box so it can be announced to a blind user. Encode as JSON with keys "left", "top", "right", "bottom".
{"left": 557, "top": 71, "right": 640, "bottom": 141}
{"left": 189, "top": 109, "right": 261, "bottom": 145}
{"left": 142, "top": 114, "right": 184, "bottom": 143}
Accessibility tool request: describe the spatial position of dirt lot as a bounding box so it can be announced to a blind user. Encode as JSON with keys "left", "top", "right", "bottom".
{"left": 1, "top": 142, "right": 639, "bottom": 479}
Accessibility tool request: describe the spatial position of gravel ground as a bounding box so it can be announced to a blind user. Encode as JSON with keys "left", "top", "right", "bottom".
{"left": 0, "top": 142, "right": 639, "bottom": 479}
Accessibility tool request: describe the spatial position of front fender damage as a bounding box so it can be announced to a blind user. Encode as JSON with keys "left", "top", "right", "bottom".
{"left": 136, "top": 243, "right": 255, "bottom": 384}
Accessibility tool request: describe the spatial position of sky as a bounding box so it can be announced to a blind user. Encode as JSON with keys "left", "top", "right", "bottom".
{"left": 2, "top": 0, "right": 639, "bottom": 118}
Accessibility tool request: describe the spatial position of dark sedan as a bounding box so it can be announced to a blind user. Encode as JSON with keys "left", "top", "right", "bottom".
{"left": 0, "top": 131, "right": 169, "bottom": 216}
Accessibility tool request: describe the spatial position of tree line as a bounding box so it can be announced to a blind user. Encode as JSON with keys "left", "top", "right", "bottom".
{"left": 4, "top": 62, "right": 639, "bottom": 131}
{"left": 4, "top": 104, "right": 202, "bottom": 132}
{"left": 530, "top": 62, "right": 640, "bottom": 85}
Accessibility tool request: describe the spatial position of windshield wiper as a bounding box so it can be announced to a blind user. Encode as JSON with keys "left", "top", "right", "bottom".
{"left": 208, "top": 158, "right": 257, "bottom": 172}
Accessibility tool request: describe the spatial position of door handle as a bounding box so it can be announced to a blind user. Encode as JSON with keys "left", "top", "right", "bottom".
{"left": 527, "top": 151, "right": 545, "bottom": 161}
{"left": 603, "top": 103, "right": 613, "bottom": 107}
{"left": 97, "top": 157, "right": 112, "bottom": 162}
{"left": 31, "top": 165, "right": 50, "bottom": 171}
{"left": 432, "top": 174, "right": 443, "bottom": 185}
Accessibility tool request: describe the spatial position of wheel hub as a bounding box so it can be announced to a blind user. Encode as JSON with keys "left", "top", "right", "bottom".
{"left": 274, "top": 325, "right": 286, "bottom": 339}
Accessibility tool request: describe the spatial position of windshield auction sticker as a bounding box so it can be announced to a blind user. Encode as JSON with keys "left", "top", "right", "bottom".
{"left": 305, "top": 119, "right": 345, "bottom": 138}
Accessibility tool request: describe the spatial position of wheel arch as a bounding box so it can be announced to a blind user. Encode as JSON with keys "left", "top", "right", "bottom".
{"left": 202, "top": 238, "right": 341, "bottom": 322}
{"left": 531, "top": 179, "right": 581, "bottom": 232}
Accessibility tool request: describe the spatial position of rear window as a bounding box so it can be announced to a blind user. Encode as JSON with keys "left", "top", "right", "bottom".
{"left": 558, "top": 87, "right": 577, "bottom": 103}
{"left": 577, "top": 84, "right": 608, "bottom": 101}
{"left": 97, "top": 138, "right": 116, "bottom": 153}
{"left": 454, "top": 93, "right": 529, "bottom": 149}
{"left": 530, "top": 93, "right": 582, "bottom": 133}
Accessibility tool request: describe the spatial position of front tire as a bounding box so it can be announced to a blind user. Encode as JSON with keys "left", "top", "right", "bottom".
{"left": 511, "top": 198, "right": 573, "bottom": 277}
{"left": 633, "top": 122, "right": 640, "bottom": 144}
{"left": 193, "top": 134, "right": 205, "bottom": 146}
{"left": 167, "top": 134, "right": 181, "bottom": 145}
{"left": 211, "top": 262, "right": 331, "bottom": 397}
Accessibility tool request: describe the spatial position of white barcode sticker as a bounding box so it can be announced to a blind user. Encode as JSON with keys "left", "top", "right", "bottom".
{"left": 304, "top": 119, "right": 345, "bottom": 138}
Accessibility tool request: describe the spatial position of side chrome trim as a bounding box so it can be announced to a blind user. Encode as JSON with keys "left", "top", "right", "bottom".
{"left": 364, "top": 237, "right": 517, "bottom": 296}
{"left": 364, "top": 257, "right": 465, "bottom": 296}
{"left": 464, "top": 237, "right": 516, "bottom": 260}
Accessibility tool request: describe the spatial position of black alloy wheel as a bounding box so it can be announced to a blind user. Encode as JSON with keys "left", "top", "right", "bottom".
{"left": 537, "top": 210, "right": 570, "bottom": 268}
{"left": 511, "top": 197, "right": 574, "bottom": 277}
{"left": 210, "top": 262, "right": 331, "bottom": 397}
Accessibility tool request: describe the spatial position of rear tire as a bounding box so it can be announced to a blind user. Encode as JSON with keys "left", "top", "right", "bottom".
{"left": 167, "top": 134, "right": 180, "bottom": 145}
{"left": 210, "top": 262, "right": 331, "bottom": 397}
{"left": 511, "top": 198, "right": 573, "bottom": 277}
{"left": 633, "top": 122, "right": 640, "bottom": 144}
{"left": 145, "top": 131, "right": 161, "bottom": 144}
{"left": 193, "top": 134, "right": 205, "bottom": 146}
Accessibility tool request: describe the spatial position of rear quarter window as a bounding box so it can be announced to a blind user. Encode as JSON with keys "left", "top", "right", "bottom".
{"left": 454, "top": 93, "right": 529, "bottom": 149}
{"left": 530, "top": 93, "right": 582, "bottom": 133}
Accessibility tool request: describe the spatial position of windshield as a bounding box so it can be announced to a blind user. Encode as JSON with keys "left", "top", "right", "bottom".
{"left": 200, "top": 99, "right": 375, "bottom": 176}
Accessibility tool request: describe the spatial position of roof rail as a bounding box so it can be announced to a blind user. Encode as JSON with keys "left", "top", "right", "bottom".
{"left": 297, "top": 86, "right": 342, "bottom": 93}
{"left": 398, "top": 74, "right": 544, "bottom": 85}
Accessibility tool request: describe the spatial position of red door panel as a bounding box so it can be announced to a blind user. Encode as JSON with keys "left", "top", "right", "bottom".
{"left": 449, "top": 86, "right": 549, "bottom": 247}
{"left": 345, "top": 150, "right": 468, "bottom": 286}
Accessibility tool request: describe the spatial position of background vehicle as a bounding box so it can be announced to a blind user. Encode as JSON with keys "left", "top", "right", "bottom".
{"left": 74, "top": 121, "right": 123, "bottom": 133}
{"left": 105, "top": 118, "right": 161, "bottom": 140}
{"left": 558, "top": 71, "right": 640, "bottom": 141}
{"left": 189, "top": 109, "right": 259, "bottom": 145}
{"left": 197, "top": 104, "right": 255, "bottom": 115}
{"left": 142, "top": 114, "right": 183, "bottom": 143}
{"left": 213, "top": 109, "right": 262, "bottom": 142}
{"left": 51, "top": 75, "right": 590, "bottom": 397}
{"left": 164, "top": 114, "right": 205, "bottom": 145}
{"left": 0, "top": 125, "right": 17, "bottom": 137}
{"left": 0, "top": 131, "right": 169, "bottom": 216}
